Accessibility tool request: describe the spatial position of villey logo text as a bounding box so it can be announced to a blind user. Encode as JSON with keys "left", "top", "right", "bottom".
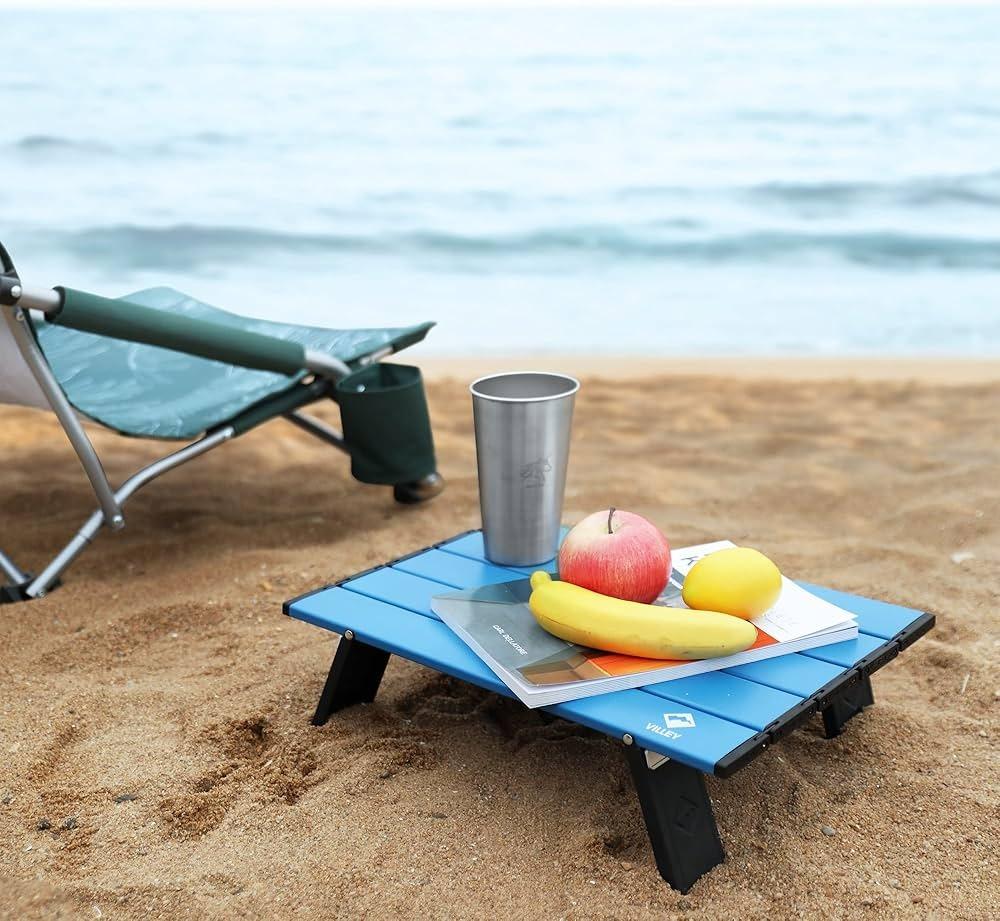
{"left": 645, "top": 712, "right": 697, "bottom": 740}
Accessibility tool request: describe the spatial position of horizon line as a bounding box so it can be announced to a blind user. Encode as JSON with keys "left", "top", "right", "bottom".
{"left": 3, "top": 0, "right": 997, "bottom": 9}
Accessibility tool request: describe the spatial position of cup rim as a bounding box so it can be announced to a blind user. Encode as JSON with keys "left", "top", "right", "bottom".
{"left": 469, "top": 371, "right": 580, "bottom": 404}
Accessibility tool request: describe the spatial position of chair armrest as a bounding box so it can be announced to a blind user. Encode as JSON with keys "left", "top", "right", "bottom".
{"left": 53, "top": 287, "right": 308, "bottom": 376}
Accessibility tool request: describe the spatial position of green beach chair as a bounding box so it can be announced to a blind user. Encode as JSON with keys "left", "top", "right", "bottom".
{"left": 0, "top": 241, "right": 443, "bottom": 603}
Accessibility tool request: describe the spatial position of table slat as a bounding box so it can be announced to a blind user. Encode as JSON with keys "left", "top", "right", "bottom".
{"left": 726, "top": 656, "right": 846, "bottom": 698}
{"left": 394, "top": 549, "right": 525, "bottom": 590}
{"left": 802, "top": 633, "right": 887, "bottom": 669}
{"left": 644, "top": 671, "right": 804, "bottom": 732}
{"left": 801, "top": 583, "right": 924, "bottom": 641}
{"left": 342, "top": 568, "right": 443, "bottom": 619}
{"left": 438, "top": 531, "right": 561, "bottom": 575}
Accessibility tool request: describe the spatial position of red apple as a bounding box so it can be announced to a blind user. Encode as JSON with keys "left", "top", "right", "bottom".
{"left": 558, "top": 508, "right": 671, "bottom": 604}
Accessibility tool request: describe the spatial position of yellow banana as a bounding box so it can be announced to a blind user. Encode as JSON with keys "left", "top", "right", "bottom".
{"left": 528, "top": 571, "right": 757, "bottom": 660}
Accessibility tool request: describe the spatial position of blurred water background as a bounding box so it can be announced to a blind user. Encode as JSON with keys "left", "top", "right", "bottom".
{"left": 3, "top": 5, "right": 999, "bottom": 354}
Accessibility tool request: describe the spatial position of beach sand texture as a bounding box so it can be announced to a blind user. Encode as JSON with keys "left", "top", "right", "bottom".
{"left": 1, "top": 368, "right": 997, "bottom": 920}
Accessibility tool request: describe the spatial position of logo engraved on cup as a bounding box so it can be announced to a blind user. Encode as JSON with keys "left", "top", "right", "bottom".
{"left": 521, "top": 457, "right": 551, "bottom": 488}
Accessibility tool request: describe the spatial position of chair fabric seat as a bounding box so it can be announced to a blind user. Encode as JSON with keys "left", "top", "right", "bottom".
{"left": 34, "top": 287, "right": 433, "bottom": 440}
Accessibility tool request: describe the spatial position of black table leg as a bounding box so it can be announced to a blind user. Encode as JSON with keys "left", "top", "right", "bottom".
{"left": 821, "top": 674, "right": 874, "bottom": 738}
{"left": 625, "top": 746, "right": 725, "bottom": 893}
{"left": 312, "top": 634, "right": 391, "bottom": 726}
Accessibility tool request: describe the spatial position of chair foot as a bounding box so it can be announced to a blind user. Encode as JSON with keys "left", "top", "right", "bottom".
{"left": 625, "top": 746, "right": 725, "bottom": 892}
{"left": 1, "top": 581, "right": 31, "bottom": 604}
{"left": 822, "top": 675, "right": 875, "bottom": 738}
{"left": 312, "top": 635, "right": 391, "bottom": 725}
{"left": 393, "top": 472, "right": 445, "bottom": 505}
{"left": 1, "top": 575, "right": 61, "bottom": 604}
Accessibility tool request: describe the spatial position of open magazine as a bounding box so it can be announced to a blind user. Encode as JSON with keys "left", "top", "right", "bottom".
{"left": 431, "top": 540, "right": 858, "bottom": 708}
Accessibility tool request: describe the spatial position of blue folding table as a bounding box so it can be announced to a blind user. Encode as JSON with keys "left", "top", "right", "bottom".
{"left": 284, "top": 530, "right": 933, "bottom": 892}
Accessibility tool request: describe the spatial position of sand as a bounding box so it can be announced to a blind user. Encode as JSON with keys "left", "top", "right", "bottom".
{"left": 420, "top": 355, "right": 1000, "bottom": 385}
{"left": 1, "top": 361, "right": 997, "bottom": 920}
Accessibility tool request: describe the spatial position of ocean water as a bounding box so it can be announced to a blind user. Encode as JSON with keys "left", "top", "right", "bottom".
{"left": 2, "top": 6, "right": 999, "bottom": 355}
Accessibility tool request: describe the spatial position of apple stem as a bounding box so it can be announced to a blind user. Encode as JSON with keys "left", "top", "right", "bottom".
{"left": 607, "top": 506, "right": 615, "bottom": 534}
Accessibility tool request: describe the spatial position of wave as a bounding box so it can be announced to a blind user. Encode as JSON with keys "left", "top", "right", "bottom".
{"left": 735, "top": 108, "right": 875, "bottom": 127}
{"left": 8, "top": 131, "right": 244, "bottom": 158}
{"left": 11, "top": 135, "right": 116, "bottom": 155}
{"left": 55, "top": 222, "right": 1000, "bottom": 271}
{"left": 615, "top": 173, "right": 1000, "bottom": 209}
{"left": 746, "top": 173, "right": 1000, "bottom": 209}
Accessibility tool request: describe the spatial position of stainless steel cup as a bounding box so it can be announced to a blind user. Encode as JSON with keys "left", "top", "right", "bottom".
{"left": 470, "top": 371, "right": 579, "bottom": 566}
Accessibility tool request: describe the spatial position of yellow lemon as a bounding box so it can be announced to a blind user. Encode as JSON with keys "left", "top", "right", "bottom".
{"left": 681, "top": 547, "right": 782, "bottom": 620}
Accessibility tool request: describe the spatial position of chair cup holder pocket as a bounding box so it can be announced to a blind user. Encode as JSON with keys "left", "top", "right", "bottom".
{"left": 335, "top": 363, "right": 437, "bottom": 485}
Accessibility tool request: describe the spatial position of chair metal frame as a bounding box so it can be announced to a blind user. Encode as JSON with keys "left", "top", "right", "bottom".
{"left": 0, "top": 248, "right": 441, "bottom": 603}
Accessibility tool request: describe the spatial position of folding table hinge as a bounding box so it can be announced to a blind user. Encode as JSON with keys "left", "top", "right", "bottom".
{"left": 821, "top": 673, "right": 875, "bottom": 738}
{"left": 645, "top": 751, "right": 670, "bottom": 771}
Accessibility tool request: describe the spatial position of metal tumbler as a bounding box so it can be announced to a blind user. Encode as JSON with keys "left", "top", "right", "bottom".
{"left": 470, "top": 371, "right": 579, "bottom": 566}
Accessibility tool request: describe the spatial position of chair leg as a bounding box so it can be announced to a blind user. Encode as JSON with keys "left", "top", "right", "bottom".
{"left": 822, "top": 675, "right": 875, "bottom": 738}
{"left": 624, "top": 746, "right": 725, "bottom": 892}
{"left": 0, "top": 547, "right": 26, "bottom": 582}
{"left": 312, "top": 635, "right": 391, "bottom": 725}
{"left": 14, "top": 427, "right": 235, "bottom": 601}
